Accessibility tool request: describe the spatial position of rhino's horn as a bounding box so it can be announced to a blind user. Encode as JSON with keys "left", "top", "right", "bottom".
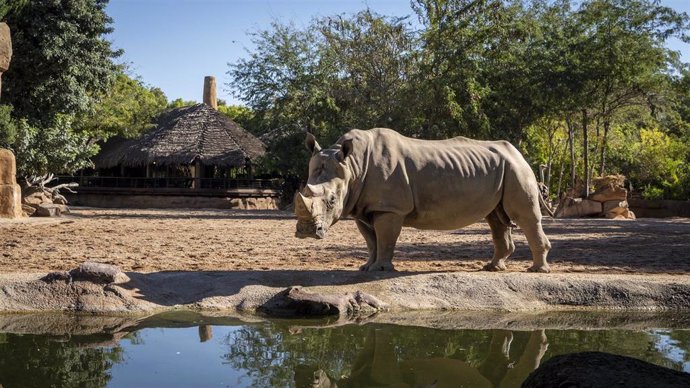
{"left": 305, "top": 184, "right": 323, "bottom": 196}
{"left": 294, "top": 192, "right": 313, "bottom": 218}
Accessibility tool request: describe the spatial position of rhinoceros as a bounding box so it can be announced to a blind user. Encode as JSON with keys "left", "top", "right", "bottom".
{"left": 294, "top": 128, "right": 553, "bottom": 273}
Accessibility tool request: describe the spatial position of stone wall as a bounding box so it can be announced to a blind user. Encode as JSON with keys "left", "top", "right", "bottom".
{"left": 0, "top": 149, "right": 22, "bottom": 218}
{"left": 629, "top": 198, "right": 690, "bottom": 218}
{"left": 66, "top": 193, "right": 281, "bottom": 210}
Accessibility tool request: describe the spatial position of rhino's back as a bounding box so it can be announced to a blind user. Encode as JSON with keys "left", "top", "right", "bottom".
{"left": 352, "top": 129, "right": 521, "bottom": 229}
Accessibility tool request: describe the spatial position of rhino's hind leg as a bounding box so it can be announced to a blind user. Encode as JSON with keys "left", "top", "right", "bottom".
{"left": 355, "top": 220, "right": 377, "bottom": 271}
{"left": 518, "top": 218, "right": 551, "bottom": 273}
{"left": 482, "top": 209, "right": 515, "bottom": 272}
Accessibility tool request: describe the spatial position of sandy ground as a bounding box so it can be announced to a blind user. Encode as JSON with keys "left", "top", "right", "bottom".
{"left": 1, "top": 207, "right": 689, "bottom": 276}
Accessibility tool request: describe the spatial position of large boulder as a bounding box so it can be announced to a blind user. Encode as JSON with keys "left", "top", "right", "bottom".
{"left": 0, "top": 149, "right": 22, "bottom": 218}
{"left": 0, "top": 22, "right": 11, "bottom": 97}
{"left": 590, "top": 186, "right": 627, "bottom": 202}
{"left": 0, "top": 183, "right": 22, "bottom": 218}
{"left": 522, "top": 351, "right": 690, "bottom": 388}
{"left": 555, "top": 198, "right": 602, "bottom": 218}
{"left": 0, "top": 23, "right": 11, "bottom": 72}
{"left": 0, "top": 148, "right": 16, "bottom": 185}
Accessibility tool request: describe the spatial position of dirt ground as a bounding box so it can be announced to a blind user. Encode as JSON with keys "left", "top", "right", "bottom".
{"left": 0, "top": 207, "right": 689, "bottom": 275}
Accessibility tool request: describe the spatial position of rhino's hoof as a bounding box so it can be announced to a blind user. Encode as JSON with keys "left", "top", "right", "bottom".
{"left": 527, "top": 265, "right": 551, "bottom": 273}
{"left": 361, "top": 262, "right": 395, "bottom": 272}
{"left": 482, "top": 262, "right": 507, "bottom": 272}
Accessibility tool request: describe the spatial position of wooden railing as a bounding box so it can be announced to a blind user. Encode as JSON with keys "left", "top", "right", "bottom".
{"left": 56, "top": 176, "right": 281, "bottom": 191}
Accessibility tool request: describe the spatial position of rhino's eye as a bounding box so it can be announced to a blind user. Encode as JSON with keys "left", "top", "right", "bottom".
{"left": 326, "top": 194, "right": 336, "bottom": 209}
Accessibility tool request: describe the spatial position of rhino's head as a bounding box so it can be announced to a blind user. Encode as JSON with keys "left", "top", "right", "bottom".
{"left": 295, "top": 133, "right": 354, "bottom": 239}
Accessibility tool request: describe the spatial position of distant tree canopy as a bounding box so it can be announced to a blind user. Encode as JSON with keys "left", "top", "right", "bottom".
{"left": 228, "top": 0, "right": 690, "bottom": 199}
{"left": 0, "top": 0, "right": 167, "bottom": 179}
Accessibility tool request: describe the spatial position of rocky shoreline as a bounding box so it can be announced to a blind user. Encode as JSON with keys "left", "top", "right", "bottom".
{"left": 0, "top": 263, "right": 688, "bottom": 317}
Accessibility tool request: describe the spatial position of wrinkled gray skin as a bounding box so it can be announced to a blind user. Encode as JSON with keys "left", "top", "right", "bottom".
{"left": 295, "top": 128, "right": 551, "bottom": 273}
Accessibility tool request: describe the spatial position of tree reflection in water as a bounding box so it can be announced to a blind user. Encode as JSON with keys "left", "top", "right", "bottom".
{"left": 0, "top": 332, "right": 124, "bottom": 388}
{"left": 222, "top": 323, "right": 689, "bottom": 388}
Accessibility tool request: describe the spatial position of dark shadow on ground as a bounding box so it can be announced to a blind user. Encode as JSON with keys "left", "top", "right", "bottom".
{"left": 122, "top": 269, "right": 436, "bottom": 307}
{"left": 68, "top": 208, "right": 293, "bottom": 221}
{"left": 325, "top": 218, "right": 690, "bottom": 273}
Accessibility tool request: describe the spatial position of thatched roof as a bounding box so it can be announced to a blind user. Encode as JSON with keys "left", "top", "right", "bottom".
{"left": 95, "top": 104, "right": 266, "bottom": 169}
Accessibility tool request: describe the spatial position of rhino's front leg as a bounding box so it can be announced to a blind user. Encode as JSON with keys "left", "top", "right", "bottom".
{"left": 355, "top": 219, "right": 377, "bottom": 271}
{"left": 367, "top": 212, "right": 403, "bottom": 272}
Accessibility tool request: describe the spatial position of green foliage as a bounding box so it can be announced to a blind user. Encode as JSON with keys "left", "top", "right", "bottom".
{"left": 2, "top": 0, "right": 121, "bottom": 126}
{"left": 168, "top": 98, "right": 197, "bottom": 109}
{"left": 228, "top": 11, "right": 419, "bottom": 178}
{"left": 76, "top": 72, "right": 168, "bottom": 139}
{"left": 0, "top": 104, "right": 16, "bottom": 148}
{"left": 0, "top": 0, "right": 136, "bottom": 178}
{"left": 217, "top": 103, "right": 257, "bottom": 132}
{"left": 13, "top": 115, "right": 99, "bottom": 178}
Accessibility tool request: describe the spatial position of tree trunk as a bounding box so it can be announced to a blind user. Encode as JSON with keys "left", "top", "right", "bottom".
{"left": 566, "top": 116, "right": 576, "bottom": 191}
{"left": 582, "top": 109, "right": 590, "bottom": 198}
{"left": 599, "top": 120, "right": 610, "bottom": 176}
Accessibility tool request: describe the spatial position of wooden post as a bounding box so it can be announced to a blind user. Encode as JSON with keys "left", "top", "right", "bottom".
{"left": 203, "top": 76, "right": 218, "bottom": 110}
{"left": 194, "top": 159, "right": 202, "bottom": 189}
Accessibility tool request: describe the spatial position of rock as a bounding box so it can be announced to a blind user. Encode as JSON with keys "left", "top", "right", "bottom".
{"left": 34, "top": 204, "right": 62, "bottom": 217}
{"left": 21, "top": 204, "right": 36, "bottom": 217}
{"left": 590, "top": 186, "right": 627, "bottom": 202}
{"left": 229, "top": 198, "right": 244, "bottom": 208}
{"left": 260, "top": 286, "right": 387, "bottom": 318}
{"left": 555, "top": 198, "right": 602, "bottom": 218}
{"left": 605, "top": 208, "right": 636, "bottom": 220}
{"left": 0, "top": 183, "right": 22, "bottom": 218}
{"left": 522, "top": 351, "right": 690, "bottom": 388}
{"left": 0, "top": 23, "right": 11, "bottom": 72}
{"left": 0, "top": 149, "right": 16, "bottom": 185}
{"left": 69, "top": 262, "right": 130, "bottom": 284}
{"left": 592, "top": 174, "right": 626, "bottom": 191}
{"left": 22, "top": 189, "right": 53, "bottom": 206}
{"left": 53, "top": 196, "right": 68, "bottom": 205}
{"left": 603, "top": 200, "right": 628, "bottom": 214}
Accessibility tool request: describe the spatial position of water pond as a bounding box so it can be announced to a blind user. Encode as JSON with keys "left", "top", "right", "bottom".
{"left": 0, "top": 311, "right": 688, "bottom": 387}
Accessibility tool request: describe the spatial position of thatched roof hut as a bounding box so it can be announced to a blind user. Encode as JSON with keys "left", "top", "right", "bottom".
{"left": 95, "top": 103, "right": 265, "bottom": 169}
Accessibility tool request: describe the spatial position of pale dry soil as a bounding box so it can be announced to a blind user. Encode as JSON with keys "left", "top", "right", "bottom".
{"left": 0, "top": 207, "right": 689, "bottom": 276}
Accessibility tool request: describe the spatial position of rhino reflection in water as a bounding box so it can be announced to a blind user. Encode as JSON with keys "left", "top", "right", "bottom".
{"left": 295, "top": 128, "right": 552, "bottom": 272}
{"left": 294, "top": 329, "right": 549, "bottom": 388}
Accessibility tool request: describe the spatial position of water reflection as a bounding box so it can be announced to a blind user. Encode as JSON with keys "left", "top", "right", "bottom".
{"left": 0, "top": 312, "right": 687, "bottom": 388}
{"left": 291, "top": 329, "right": 548, "bottom": 388}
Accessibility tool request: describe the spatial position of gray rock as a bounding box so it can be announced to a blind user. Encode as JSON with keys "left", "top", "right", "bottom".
{"left": 34, "top": 204, "right": 62, "bottom": 217}
{"left": 522, "top": 351, "right": 690, "bottom": 388}
{"left": 69, "top": 262, "right": 130, "bottom": 284}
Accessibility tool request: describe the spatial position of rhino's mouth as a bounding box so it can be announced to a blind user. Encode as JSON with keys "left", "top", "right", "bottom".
{"left": 295, "top": 219, "right": 327, "bottom": 239}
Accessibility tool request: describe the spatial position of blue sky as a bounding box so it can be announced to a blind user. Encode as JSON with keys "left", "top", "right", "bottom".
{"left": 106, "top": 0, "right": 690, "bottom": 105}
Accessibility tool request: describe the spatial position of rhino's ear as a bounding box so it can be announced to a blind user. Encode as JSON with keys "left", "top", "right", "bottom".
{"left": 337, "top": 138, "right": 354, "bottom": 162}
{"left": 305, "top": 132, "right": 321, "bottom": 154}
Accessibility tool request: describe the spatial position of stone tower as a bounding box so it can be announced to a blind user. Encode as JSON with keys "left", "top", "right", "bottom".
{"left": 0, "top": 22, "right": 21, "bottom": 218}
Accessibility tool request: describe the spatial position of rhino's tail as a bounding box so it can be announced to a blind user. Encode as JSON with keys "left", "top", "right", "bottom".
{"left": 494, "top": 203, "right": 517, "bottom": 228}
{"left": 539, "top": 194, "right": 555, "bottom": 218}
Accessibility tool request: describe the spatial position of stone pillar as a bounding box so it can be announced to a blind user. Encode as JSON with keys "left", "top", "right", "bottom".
{"left": 203, "top": 76, "right": 217, "bottom": 110}
{"left": 0, "top": 23, "right": 12, "bottom": 99}
{"left": 0, "top": 149, "right": 22, "bottom": 218}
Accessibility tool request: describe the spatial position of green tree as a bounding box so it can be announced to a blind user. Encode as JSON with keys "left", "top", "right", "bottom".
{"left": 2, "top": 0, "right": 121, "bottom": 126}
{"left": 76, "top": 71, "right": 168, "bottom": 140}
{"left": 13, "top": 115, "right": 98, "bottom": 178}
